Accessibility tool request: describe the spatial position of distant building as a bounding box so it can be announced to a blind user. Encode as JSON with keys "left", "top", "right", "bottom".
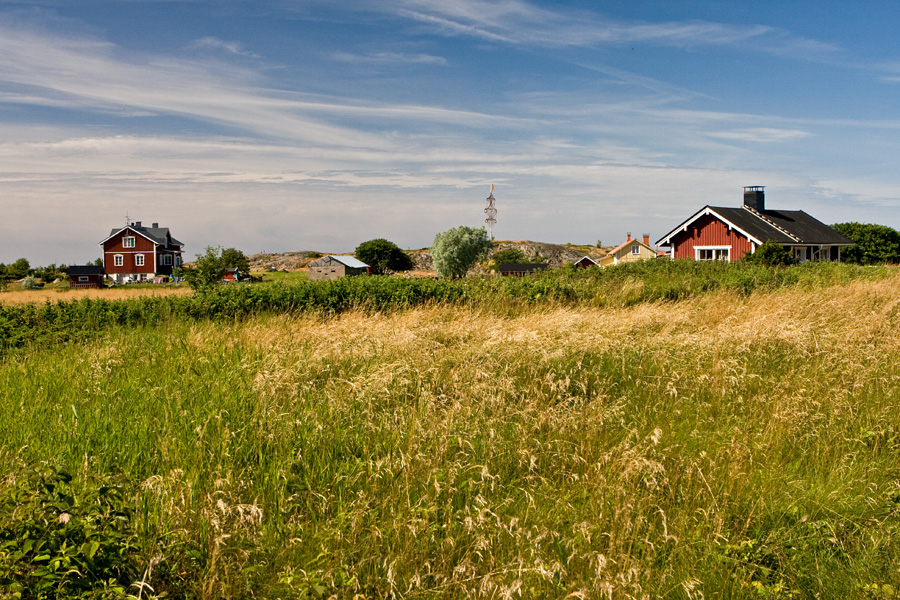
{"left": 100, "top": 221, "right": 183, "bottom": 283}
{"left": 67, "top": 265, "right": 105, "bottom": 289}
{"left": 656, "top": 187, "right": 854, "bottom": 262}
{"left": 599, "top": 234, "right": 656, "bottom": 267}
{"left": 307, "top": 255, "right": 370, "bottom": 281}
{"left": 572, "top": 256, "right": 599, "bottom": 269}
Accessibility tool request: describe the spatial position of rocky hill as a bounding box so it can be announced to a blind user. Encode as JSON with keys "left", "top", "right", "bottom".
{"left": 249, "top": 241, "right": 608, "bottom": 274}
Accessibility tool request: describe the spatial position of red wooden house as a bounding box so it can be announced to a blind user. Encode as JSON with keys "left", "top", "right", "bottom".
{"left": 99, "top": 221, "right": 184, "bottom": 283}
{"left": 656, "top": 187, "right": 854, "bottom": 262}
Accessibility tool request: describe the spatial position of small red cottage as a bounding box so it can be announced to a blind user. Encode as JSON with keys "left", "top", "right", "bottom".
{"left": 67, "top": 265, "right": 105, "bottom": 288}
{"left": 99, "top": 221, "right": 184, "bottom": 283}
{"left": 656, "top": 187, "right": 854, "bottom": 262}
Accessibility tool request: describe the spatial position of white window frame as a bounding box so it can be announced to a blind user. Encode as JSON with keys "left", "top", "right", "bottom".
{"left": 794, "top": 247, "right": 807, "bottom": 263}
{"left": 161, "top": 254, "right": 172, "bottom": 266}
{"left": 695, "top": 246, "right": 731, "bottom": 262}
{"left": 135, "top": 254, "right": 145, "bottom": 267}
{"left": 174, "top": 256, "right": 182, "bottom": 267}
{"left": 123, "top": 236, "right": 136, "bottom": 248}
{"left": 631, "top": 244, "right": 640, "bottom": 255}
{"left": 78, "top": 276, "right": 89, "bottom": 282}
{"left": 114, "top": 254, "right": 124, "bottom": 267}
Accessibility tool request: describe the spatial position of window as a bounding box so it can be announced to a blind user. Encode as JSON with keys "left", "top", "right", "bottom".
{"left": 79, "top": 276, "right": 89, "bottom": 282}
{"left": 697, "top": 247, "right": 730, "bottom": 261}
{"left": 123, "top": 236, "right": 136, "bottom": 248}
{"left": 135, "top": 254, "right": 145, "bottom": 267}
{"left": 631, "top": 244, "right": 640, "bottom": 255}
{"left": 174, "top": 256, "right": 182, "bottom": 267}
{"left": 114, "top": 254, "right": 124, "bottom": 267}
{"left": 161, "top": 255, "right": 172, "bottom": 266}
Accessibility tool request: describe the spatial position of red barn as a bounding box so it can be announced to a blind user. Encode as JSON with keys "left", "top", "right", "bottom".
{"left": 100, "top": 221, "right": 184, "bottom": 283}
{"left": 656, "top": 187, "right": 854, "bottom": 262}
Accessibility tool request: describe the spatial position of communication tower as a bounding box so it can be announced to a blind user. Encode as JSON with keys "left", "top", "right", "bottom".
{"left": 484, "top": 184, "right": 497, "bottom": 240}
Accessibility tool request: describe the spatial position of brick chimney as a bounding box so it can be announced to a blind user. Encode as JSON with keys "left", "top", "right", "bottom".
{"left": 642, "top": 234, "right": 650, "bottom": 246}
{"left": 743, "top": 186, "right": 765, "bottom": 212}
{"left": 626, "top": 232, "right": 632, "bottom": 241}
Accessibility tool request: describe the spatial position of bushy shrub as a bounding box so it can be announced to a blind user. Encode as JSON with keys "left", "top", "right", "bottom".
{"left": 742, "top": 241, "right": 797, "bottom": 267}
{"left": 0, "top": 465, "right": 141, "bottom": 597}
{"left": 21, "top": 277, "right": 42, "bottom": 290}
{"left": 355, "top": 238, "right": 413, "bottom": 274}
{"left": 432, "top": 226, "right": 492, "bottom": 278}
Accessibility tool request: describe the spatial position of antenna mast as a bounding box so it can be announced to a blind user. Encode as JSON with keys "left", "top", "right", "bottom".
{"left": 484, "top": 184, "right": 497, "bottom": 240}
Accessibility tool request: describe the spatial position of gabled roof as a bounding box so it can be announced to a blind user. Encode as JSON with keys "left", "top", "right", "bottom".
{"left": 656, "top": 206, "right": 854, "bottom": 247}
{"left": 310, "top": 255, "right": 369, "bottom": 269}
{"left": 604, "top": 237, "right": 654, "bottom": 258}
{"left": 573, "top": 256, "right": 598, "bottom": 266}
{"left": 100, "top": 223, "right": 183, "bottom": 248}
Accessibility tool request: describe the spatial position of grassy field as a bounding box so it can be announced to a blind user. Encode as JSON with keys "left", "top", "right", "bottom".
{"left": 2, "top": 265, "right": 900, "bottom": 598}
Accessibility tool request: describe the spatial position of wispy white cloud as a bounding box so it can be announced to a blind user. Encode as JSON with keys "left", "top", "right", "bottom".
{"left": 332, "top": 51, "right": 447, "bottom": 66}
{"left": 707, "top": 128, "right": 812, "bottom": 143}
{"left": 189, "top": 36, "right": 260, "bottom": 58}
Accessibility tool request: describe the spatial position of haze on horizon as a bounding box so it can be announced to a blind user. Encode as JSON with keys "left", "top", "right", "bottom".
{"left": 1, "top": 0, "right": 899, "bottom": 265}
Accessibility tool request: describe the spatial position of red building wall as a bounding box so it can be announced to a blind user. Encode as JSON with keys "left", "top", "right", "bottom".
{"left": 670, "top": 214, "right": 755, "bottom": 262}
{"left": 103, "top": 229, "right": 157, "bottom": 276}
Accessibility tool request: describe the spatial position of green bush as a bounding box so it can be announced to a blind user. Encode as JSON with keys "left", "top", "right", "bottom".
{"left": 0, "top": 466, "right": 141, "bottom": 598}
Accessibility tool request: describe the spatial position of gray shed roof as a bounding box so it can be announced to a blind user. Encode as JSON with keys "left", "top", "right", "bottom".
{"left": 310, "top": 255, "right": 370, "bottom": 269}
{"left": 101, "top": 223, "right": 183, "bottom": 248}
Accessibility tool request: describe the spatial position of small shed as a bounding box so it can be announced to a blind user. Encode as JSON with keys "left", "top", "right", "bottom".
{"left": 307, "top": 255, "right": 370, "bottom": 281}
{"left": 573, "top": 256, "right": 599, "bottom": 269}
{"left": 498, "top": 263, "right": 550, "bottom": 277}
{"left": 67, "top": 265, "right": 106, "bottom": 289}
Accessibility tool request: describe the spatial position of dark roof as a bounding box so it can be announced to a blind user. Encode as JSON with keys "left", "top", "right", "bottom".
{"left": 658, "top": 205, "right": 854, "bottom": 247}
{"left": 498, "top": 263, "right": 549, "bottom": 273}
{"left": 103, "top": 223, "right": 183, "bottom": 248}
{"left": 67, "top": 265, "right": 105, "bottom": 276}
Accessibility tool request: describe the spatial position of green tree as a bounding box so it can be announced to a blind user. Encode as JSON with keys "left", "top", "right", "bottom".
{"left": 355, "top": 238, "right": 413, "bottom": 274}
{"left": 742, "top": 240, "right": 796, "bottom": 267}
{"left": 831, "top": 222, "right": 900, "bottom": 264}
{"left": 431, "top": 226, "right": 493, "bottom": 278}
{"left": 220, "top": 247, "right": 251, "bottom": 272}
{"left": 182, "top": 246, "right": 226, "bottom": 290}
{"left": 490, "top": 248, "right": 529, "bottom": 271}
{"left": 7, "top": 258, "right": 31, "bottom": 280}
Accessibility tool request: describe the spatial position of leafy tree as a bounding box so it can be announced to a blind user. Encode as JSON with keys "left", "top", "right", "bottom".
{"left": 742, "top": 241, "right": 796, "bottom": 267}
{"left": 33, "top": 263, "right": 66, "bottom": 283}
{"left": 490, "top": 248, "right": 529, "bottom": 271}
{"left": 220, "top": 247, "right": 251, "bottom": 272}
{"left": 7, "top": 258, "right": 31, "bottom": 280}
{"left": 431, "top": 226, "right": 493, "bottom": 278}
{"left": 355, "top": 238, "right": 413, "bottom": 274}
{"left": 831, "top": 222, "right": 900, "bottom": 264}
{"left": 182, "top": 246, "right": 226, "bottom": 290}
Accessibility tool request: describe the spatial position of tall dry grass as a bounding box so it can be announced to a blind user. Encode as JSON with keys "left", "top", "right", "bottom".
{"left": 2, "top": 275, "right": 900, "bottom": 597}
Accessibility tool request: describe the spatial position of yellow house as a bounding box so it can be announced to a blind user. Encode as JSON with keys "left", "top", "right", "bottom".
{"left": 599, "top": 234, "right": 657, "bottom": 267}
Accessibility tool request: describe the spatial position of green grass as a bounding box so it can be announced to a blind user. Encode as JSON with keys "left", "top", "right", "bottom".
{"left": 1, "top": 266, "right": 900, "bottom": 598}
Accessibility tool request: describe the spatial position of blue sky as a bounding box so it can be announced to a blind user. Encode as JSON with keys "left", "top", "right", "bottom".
{"left": 2, "top": 0, "right": 900, "bottom": 265}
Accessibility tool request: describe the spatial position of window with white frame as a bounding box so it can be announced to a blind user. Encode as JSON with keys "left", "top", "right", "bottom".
{"left": 135, "top": 254, "right": 145, "bottom": 267}
{"left": 79, "top": 276, "right": 89, "bottom": 282}
{"left": 631, "top": 244, "right": 640, "bottom": 255}
{"left": 174, "top": 256, "right": 182, "bottom": 266}
{"left": 161, "top": 254, "right": 172, "bottom": 266}
{"left": 123, "top": 236, "right": 136, "bottom": 248}
{"left": 114, "top": 254, "right": 124, "bottom": 267}
{"left": 696, "top": 247, "right": 730, "bottom": 261}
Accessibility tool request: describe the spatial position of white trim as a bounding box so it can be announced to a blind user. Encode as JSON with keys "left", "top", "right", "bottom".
{"left": 122, "top": 236, "right": 136, "bottom": 248}
{"left": 656, "top": 206, "right": 764, "bottom": 247}
{"left": 694, "top": 245, "right": 731, "bottom": 261}
{"left": 135, "top": 254, "right": 145, "bottom": 267}
{"left": 114, "top": 254, "right": 124, "bottom": 267}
